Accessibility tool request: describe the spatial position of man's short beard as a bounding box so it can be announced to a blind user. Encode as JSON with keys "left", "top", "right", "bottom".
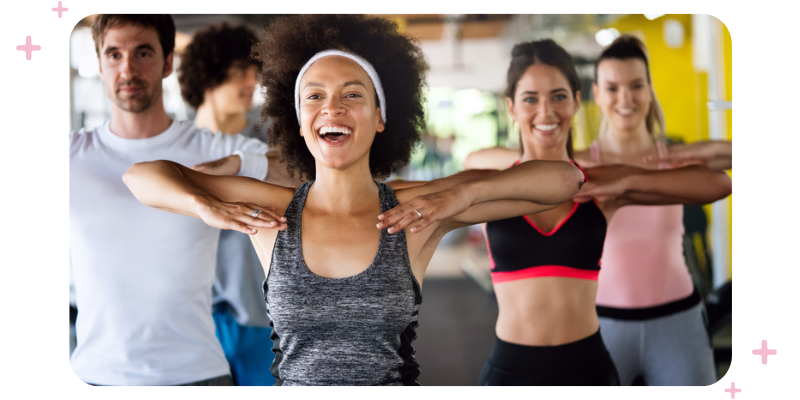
{"left": 114, "top": 80, "right": 160, "bottom": 113}
{"left": 116, "top": 94, "right": 156, "bottom": 113}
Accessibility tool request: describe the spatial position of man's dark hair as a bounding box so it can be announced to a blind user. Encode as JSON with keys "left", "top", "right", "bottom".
{"left": 178, "top": 23, "right": 263, "bottom": 109}
{"left": 91, "top": 14, "right": 175, "bottom": 61}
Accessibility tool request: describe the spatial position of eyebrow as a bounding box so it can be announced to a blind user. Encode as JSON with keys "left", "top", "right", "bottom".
{"left": 302, "top": 80, "right": 368, "bottom": 90}
{"left": 602, "top": 77, "right": 646, "bottom": 85}
{"left": 520, "top": 88, "right": 569, "bottom": 96}
{"left": 103, "top": 44, "right": 156, "bottom": 56}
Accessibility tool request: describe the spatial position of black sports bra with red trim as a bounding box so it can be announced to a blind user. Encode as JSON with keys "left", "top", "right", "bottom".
{"left": 485, "top": 161, "right": 607, "bottom": 283}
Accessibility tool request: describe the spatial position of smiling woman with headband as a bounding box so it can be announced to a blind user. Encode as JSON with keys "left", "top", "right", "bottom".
{"left": 123, "top": 14, "right": 584, "bottom": 386}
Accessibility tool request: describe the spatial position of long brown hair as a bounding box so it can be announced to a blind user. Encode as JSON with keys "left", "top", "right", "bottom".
{"left": 595, "top": 35, "right": 666, "bottom": 141}
{"left": 505, "top": 39, "right": 581, "bottom": 159}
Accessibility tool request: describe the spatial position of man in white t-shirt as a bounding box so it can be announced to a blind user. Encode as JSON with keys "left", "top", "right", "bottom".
{"left": 69, "top": 14, "right": 276, "bottom": 386}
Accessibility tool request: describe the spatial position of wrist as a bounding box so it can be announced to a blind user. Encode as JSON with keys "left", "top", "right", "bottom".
{"left": 459, "top": 179, "right": 481, "bottom": 206}
{"left": 189, "top": 193, "right": 214, "bottom": 215}
{"left": 623, "top": 170, "right": 646, "bottom": 195}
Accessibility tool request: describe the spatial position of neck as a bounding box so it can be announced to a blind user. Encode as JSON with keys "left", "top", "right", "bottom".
{"left": 520, "top": 138, "right": 571, "bottom": 163}
{"left": 308, "top": 161, "right": 379, "bottom": 214}
{"left": 599, "top": 124, "right": 655, "bottom": 155}
{"left": 108, "top": 99, "right": 172, "bottom": 139}
{"left": 194, "top": 102, "right": 248, "bottom": 134}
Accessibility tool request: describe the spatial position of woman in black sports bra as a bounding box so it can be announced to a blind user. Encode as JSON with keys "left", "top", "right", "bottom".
{"left": 384, "top": 39, "right": 731, "bottom": 385}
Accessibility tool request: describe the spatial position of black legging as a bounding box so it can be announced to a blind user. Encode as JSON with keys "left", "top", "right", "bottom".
{"left": 478, "top": 330, "right": 620, "bottom": 386}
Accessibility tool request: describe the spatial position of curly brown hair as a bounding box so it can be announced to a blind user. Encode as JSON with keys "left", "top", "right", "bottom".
{"left": 177, "top": 23, "right": 262, "bottom": 109}
{"left": 253, "top": 14, "right": 429, "bottom": 181}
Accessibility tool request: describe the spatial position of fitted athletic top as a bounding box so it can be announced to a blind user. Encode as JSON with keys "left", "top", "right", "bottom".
{"left": 589, "top": 141, "right": 694, "bottom": 311}
{"left": 485, "top": 162, "right": 607, "bottom": 284}
{"left": 264, "top": 181, "right": 422, "bottom": 386}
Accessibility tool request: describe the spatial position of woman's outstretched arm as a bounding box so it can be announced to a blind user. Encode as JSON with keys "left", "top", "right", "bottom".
{"left": 461, "top": 146, "right": 521, "bottom": 170}
{"left": 379, "top": 160, "right": 584, "bottom": 233}
{"left": 644, "top": 140, "right": 732, "bottom": 170}
{"left": 124, "top": 160, "right": 293, "bottom": 234}
{"left": 574, "top": 164, "right": 732, "bottom": 211}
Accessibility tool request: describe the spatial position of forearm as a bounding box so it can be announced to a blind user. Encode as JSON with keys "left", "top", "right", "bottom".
{"left": 461, "top": 160, "right": 583, "bottom": 206}
{"left": 462, "top": 146, "right": 521, "bottom": 170}
{"left": 706, "top": 140, "right": 732, "bottom": 170}
{"left": 123, "top": 160, "right": 211, "bottom": 217}
{"left": 624, "top": 166, "right": 732, "bottom": 205}
{"left": 670, "top": 140, "right": 732, "bottom": 170}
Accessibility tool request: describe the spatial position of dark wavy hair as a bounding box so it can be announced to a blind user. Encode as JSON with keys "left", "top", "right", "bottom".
{"left": 178, "top": 23, "right": 262, "bottom": 109}
{"left": 253, "top": 14, "right": 428, "bottom": 181}
{"left": 505, "top": 39, "right": 581, "bottom": 159}
{"left": 91, "top": 14, "right": 175, "bottom": 61}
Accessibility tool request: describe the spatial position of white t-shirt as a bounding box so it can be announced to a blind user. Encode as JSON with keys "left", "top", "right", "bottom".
{"left": 69, "top": 119, "right": 268, "bottom": 385}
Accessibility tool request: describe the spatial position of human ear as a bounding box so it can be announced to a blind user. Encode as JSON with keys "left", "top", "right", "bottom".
{"left": 163, "top": 52, "right": 174, "bottom": 78}
{"left": 376, "top": 110, "right": 385, "bottom": 133}
{"left": 573, "top": 90, "right": 582, "bottom": 114}
{"left": 506, "top": 97, "right": 517, "bottom": 121}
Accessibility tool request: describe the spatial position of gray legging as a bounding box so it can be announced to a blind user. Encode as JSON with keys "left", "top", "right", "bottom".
{"left": 598, "top": 303, "right": 716, "bottom": 386}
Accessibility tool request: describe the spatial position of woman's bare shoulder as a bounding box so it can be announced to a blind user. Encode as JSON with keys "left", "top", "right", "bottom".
{"left": 572, "top": 149, "right": 601, "bottom": 167}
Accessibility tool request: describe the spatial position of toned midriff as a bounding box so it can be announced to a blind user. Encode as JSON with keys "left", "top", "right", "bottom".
{"left": 494, "top": 276, "right": 599, "bottom": 346}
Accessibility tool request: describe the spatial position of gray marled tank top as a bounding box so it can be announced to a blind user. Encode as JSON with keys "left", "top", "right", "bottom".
{"left": 264, "top": 181, "right": 422, "bottom": 386}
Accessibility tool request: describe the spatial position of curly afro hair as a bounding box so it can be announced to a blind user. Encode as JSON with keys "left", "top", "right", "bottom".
{"left": 178, "top": 23, "right": 262, "bottom": 109}
{"left": 253, "top": 14, "right": 429, "bottom": 181}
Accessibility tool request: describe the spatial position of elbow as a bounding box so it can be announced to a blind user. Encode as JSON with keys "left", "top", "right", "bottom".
{"left": 708, "top": 170, "right": 732, "bottom": 202}
{"left": 462, "top": 152, "right": 478, "bottom": 170}
{"left": 545, "top": 161, "right": 584, "bottom": 205}
{"left": 695, "top": 172, "right": 732, "bottom": 205}
{"left": 123, "top": 161, "right": 154, "bottom": 187}
{"left": 716, "top": 172, "right": 733, "bottom": 200}
{"left": 565, "top": 162, "right": 585, "bottom": 197}
{"left": 122, "top": 160, "right": 168, "bottom": 196}
{"left": 122, "top": 163, "right": 141, "bottom": 187}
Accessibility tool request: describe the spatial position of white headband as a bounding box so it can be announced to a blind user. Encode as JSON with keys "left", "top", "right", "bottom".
{"left": 294, "top": 49, "right": 387, "bottom": 124}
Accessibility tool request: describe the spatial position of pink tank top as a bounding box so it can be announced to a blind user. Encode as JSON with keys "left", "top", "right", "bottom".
{"left": 590, "top": 141, "right": 694, "bottom": 309}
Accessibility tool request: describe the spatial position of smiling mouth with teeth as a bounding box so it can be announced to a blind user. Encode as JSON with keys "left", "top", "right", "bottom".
{"left": 535, "top": 123, "right": 559, "bottom": 131}
{"left": 318, "top": 126, "right": 353, "bottom": 142}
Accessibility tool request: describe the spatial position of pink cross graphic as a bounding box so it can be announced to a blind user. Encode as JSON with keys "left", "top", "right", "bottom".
{"left": 725, "top": 382, "right": 741, "bottom": 399}
{"left": 16, "top": 36, "right": 41, "bottom": 60}
{"left": 52, "top": 2, "right": 68, "bottom": 18}
{"left": 752, "top": 339, "right": 777, "bottom": 364}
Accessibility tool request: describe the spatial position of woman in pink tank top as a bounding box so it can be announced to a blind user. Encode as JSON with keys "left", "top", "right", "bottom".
{"left": 579, "top": 35, "right": 732, "bottom": 386}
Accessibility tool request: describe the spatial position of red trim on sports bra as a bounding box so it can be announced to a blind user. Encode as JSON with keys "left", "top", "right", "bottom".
{"left": 491, "top": 265, "right": 600, "bottom": 283}
{"left": 572, "top": 160, "right": 588, "bottom": 183}
{"left": 486, "top": 236, "right": 497, "bottom": 271}
{"left": 523, "top": 202, "right": 579, "bottom": 237}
